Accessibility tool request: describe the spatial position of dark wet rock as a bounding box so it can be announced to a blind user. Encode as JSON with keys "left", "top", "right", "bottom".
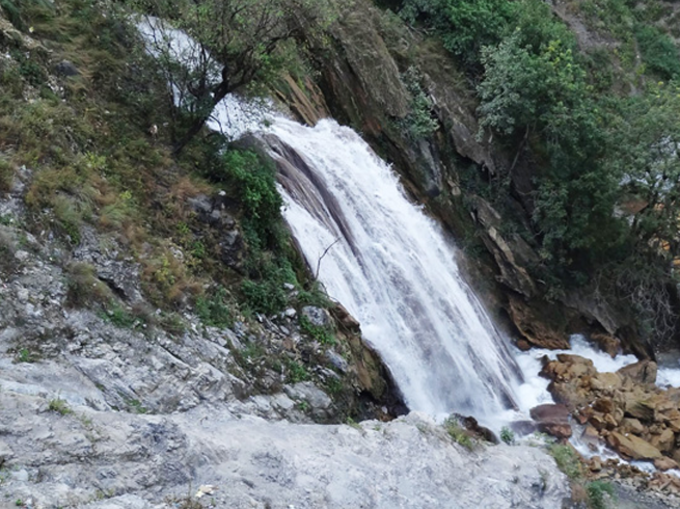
{"left": 530, "top": 403, "right": 572, "bottom": 439}
{"left": 55, "top": 59, "right": 79, "bottom": 77}
{"left": 459, "top": 415, "right": 499, "bottom": 444}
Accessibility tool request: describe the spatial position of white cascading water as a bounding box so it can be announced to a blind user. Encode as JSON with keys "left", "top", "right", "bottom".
{"left": 259, "top": 118, "right": 523, "bottom": 420}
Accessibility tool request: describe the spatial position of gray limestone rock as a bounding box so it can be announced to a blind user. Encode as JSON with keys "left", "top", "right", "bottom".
{"left": 0, "top": 384, "right": 570, "bottom": 509}
{"left": 301, "top": 305, "right": 332, "bottom": 328}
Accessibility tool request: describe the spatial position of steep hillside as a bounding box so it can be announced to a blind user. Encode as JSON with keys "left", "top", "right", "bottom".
{"left": 0, "top": 0, "right": 407, "bottom": 434}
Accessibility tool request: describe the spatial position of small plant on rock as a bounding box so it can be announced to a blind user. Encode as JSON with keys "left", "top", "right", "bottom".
{"left": 48, "top": 397, "right": 73, "bottom": 416}
{"left": 15, "top": 348, "right": 34, "bottom": 363}
{"left": 65, "top": 262, "right": 110, "bottom": 309}
{"left": 548, "top": 443, "right": 582, "bottom": 480}
{"left": 195, "top": 286, "right": 233, "bottom": 328}
{"left": 500, "top": 426, "right": 515, "bottom": 445}
{"left": 444, "top": 417, "right": 475, "bottom": 450}
{"left": 299, "top": 315, "right": 335, "bottom": 345}
{"left": 586, "top": 480, "right": 616, "bottom": 509}
{"left": 286, "top": 360, "right": 310, "bottom": 383}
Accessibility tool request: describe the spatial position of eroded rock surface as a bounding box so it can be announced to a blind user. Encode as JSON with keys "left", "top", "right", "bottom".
{"left": 0, "top": 394, "right": 569, "bottom": 509}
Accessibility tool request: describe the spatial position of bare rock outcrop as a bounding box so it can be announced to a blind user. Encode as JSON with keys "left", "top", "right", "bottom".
{"left": 0, "top": 387, "right": 570, "bottom": 509}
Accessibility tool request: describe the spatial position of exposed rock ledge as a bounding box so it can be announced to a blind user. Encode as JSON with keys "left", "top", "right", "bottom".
{"left": 0, "top": 386, "right": 569, "bottom": 508}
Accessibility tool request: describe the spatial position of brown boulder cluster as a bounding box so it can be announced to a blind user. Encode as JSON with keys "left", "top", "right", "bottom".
{"left": 538, "top": 354, "right": 680, "bottom": 472}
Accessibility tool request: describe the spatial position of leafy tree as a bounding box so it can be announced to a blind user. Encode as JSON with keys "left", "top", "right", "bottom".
{"left": 477, "top": 4, "right": 627, "bottom": 279}
{"left": 606, "top": 82, "right": 680, "bottom": 253}
{"left": 133, "top": 0, "right": 341, "bottom": 154}
{"left": 400, "top": 0, "right": 517, "bottom": 68}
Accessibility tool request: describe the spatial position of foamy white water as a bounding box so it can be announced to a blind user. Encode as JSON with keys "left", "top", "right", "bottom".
{"left": 510, "top": 335, "right": 638, "bottom": 415}
{"left": 657, "top": 360, "right": 680, "bottom": 389}
{"left": 135, "top": 21, "right": 523, "bottom": 421}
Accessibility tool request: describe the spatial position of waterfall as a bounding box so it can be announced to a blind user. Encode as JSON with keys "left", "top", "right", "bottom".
{"left": 138, "top": 19, "right": 525, "bottom": 423}
{"left": 260, "top": 118, "right": 523, "bottom": 422}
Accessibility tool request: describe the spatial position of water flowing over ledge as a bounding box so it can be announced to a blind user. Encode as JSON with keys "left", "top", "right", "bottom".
{"left": 137, "top": 19, "right": 531, "bottom": 423}
{"left": 260, "top": 118, "right": 524, "bottom": 422}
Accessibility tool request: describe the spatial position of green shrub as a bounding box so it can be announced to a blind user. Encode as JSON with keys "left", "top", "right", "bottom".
{"left": 99, "top": 302, "right": 137, "bottom": 329}
{"left": 286, "top": 360, "right": 310, "bottom": 383}
{"left": 586, "top": 480, "right": 615, "bottom": 509}
{"left": 635, "top": 25, "right": 680, "bottom": 80}
{"left": 299, "top": 315, "right": 335, "bottom": 345}
{"left": 195, "top": 286, "right": 233, "bottom": 328}
{"left": 156, "top": 312, "right": 186, "bottom": 336}
{"left": 400, "top": 66, "right": 438, "bottom": 139}
{"left": 296, "top": 282, "right": 331, "bottom": 308}
{"left": 0, "top": 0, "right": 53, "bottom": 31}
{"left": 548, "top": 443, "right": 582, "bottom": 480}
{"left": 444, "top": 417, "right": 474, "bottom": 450}
{"left": 401, "top": 0, "right": 516, "bottom": 67}
{"left": 15, "top": 347, "right": 38, "bottom": 363}
{"left": 11, "top": 50, "right": 48, "bottom": 87}
{"left": 241, "top": 277, "right": 287, "bottom": 315}
{"left": 214, "top": 149, "right": 282, "bottom": 248}
{"left": 500, "top": 426, "right": 514, "bottom": 445}
{"left": 48, "top": 397, "right": 73, "bottom": 416}
{"left": 0, "top": 0, "right": 25, "bottom": 29}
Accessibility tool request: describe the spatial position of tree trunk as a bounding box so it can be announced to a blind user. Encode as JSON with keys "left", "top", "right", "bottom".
{"left": 171, "top": 82, "right": 231, "bottom": 156}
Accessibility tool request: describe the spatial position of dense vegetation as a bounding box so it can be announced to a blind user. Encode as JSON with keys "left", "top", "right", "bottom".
{"left": 401, "top": 0, "right": 680, "bottom": 347}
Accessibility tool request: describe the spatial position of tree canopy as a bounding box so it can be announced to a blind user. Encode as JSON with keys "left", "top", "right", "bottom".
{"left": 133, "top": 0, "right": 342, "bottom": 153}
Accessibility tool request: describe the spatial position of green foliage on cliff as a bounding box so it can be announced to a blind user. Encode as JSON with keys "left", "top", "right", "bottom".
{"left": 399, "top": 66, "right": 438, "bottom": 139}
{"left": 0, "top": 0, "right": 310, "bottom": 323}
{"left": 635, "top": 25, "right": 680, "bottom": 80}
{"left": 399, "top": 0, "right": 680, "bottom": 342}
{"left": 126, "top": 0, "right": 340, "bottom": 153}
{"left": 401, "top": 0, "right": 516, "bottom": 66}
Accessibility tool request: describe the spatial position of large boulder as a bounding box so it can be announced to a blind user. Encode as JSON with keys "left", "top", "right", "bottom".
{"left": 654, "top": 456, "right": 679, "bottom": 472}
{"left": 618, "top": 360, "right": 658, "bottom": 385}
{"left": 507, "top": 296, "right": 570, "bottom": 349}
{"left": 541, "top": 355, "right": 599, "bottom": 409}
{"left": 530, "top": 403, "right": 572, "bottom": 439}
{"left": 622, "top": 393, "right": 656, "bottom": 422}
{"left": 607, "top": 432, "right": 662, "bottom": 460}
{"left": 589, "top": 372, "right": 623, "bottom": 392}
{"left": 650, "top": 428, "right": 676, "bottom": 453}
